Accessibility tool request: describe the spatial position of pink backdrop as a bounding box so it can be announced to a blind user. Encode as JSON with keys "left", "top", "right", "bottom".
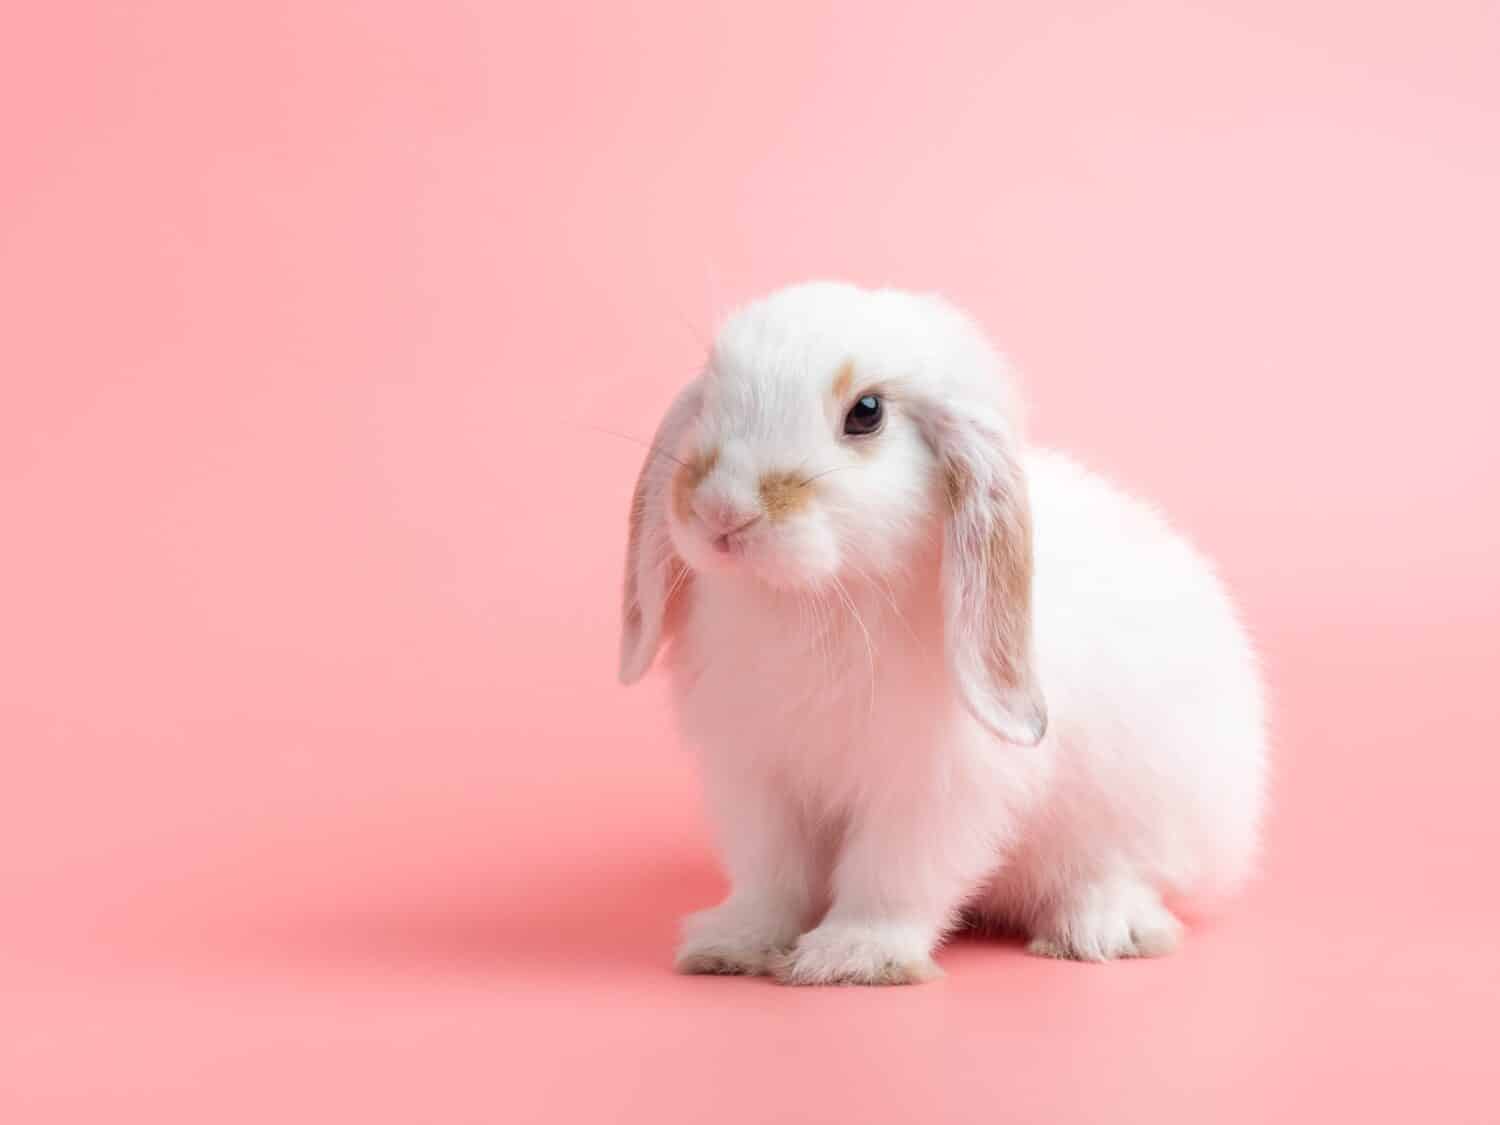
{"left": 3, "top": 2, "right": 1497, "bottom": 1121}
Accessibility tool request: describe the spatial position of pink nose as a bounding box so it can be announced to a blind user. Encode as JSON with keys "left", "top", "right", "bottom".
{"left": 693, "top": 497, "right": 761, "bottom": 538}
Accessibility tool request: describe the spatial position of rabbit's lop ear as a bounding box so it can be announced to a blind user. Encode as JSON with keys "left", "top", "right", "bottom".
{"left": 619, "top": 382, "right": 702, "bottom": 685}
{"left": 923, "top": 403, "right": 1048, "bottom": 746}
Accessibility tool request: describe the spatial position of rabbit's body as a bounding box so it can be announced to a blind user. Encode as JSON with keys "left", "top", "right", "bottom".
{"left": 669, "top": 449, "right": 1264, "bottom": 974}
{"left": 997, "top": 451, "right": 1265, "bottom": 943}
{"left": 621, "top": 282, "right": 1267, "bottom": 983}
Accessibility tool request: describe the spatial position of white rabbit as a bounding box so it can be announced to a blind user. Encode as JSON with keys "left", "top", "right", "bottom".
{"left": 620, "top": 282, "right": 1267, "bottom": 985}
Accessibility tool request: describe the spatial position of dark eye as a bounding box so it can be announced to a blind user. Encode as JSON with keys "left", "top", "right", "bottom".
{"left": 843, "top": 394, "right": 883, "bottom": 436}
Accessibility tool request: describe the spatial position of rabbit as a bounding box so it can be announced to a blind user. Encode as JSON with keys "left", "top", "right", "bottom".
{"left": 619, "top": 281, "right": 1267, "bottom": 985}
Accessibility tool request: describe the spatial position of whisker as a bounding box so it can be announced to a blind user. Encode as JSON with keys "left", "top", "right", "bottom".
{"left": 831, "top": 575, "right": 877, "bottom": 728}
{"left": 799, "top": 466, "right": 852, "bottom": 487}
{"left": 811, "top": 588, "right": 835, "bottom": 690}
{"left": 577, "top": 424, "right": 687, "bottom": 468}
{"left": 663, "top": 559, "right": 693, "bottom": 606}
{"left": 845, "top": 558, "right": 905, "bottom": 626}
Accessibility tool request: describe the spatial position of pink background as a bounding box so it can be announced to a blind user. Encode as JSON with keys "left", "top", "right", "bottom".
{"left": 3, "top": 2, "right": 1498, "bottom": 1121}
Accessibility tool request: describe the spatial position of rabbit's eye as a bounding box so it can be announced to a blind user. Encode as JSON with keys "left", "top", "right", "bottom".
{"left": 843, "top": 395, "right": 883, "bottom": 436}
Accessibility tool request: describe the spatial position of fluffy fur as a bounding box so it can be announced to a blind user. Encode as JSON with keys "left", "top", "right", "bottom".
{"left": 620, "top": 282, "right": 1267, "bottom": 985}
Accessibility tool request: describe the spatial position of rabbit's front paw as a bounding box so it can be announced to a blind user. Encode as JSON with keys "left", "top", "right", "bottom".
{"left": 674, "top": 903, "right": 800, "bottom": 976}
{"left": 771, "top": 922, "right": 942, "bottom": 986}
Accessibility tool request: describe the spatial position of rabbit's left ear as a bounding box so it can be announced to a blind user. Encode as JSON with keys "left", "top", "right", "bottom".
{"left": 619, "top": 381, "right": 703, "bottom": 685}
{"left": 919, "top": 402, "right": 1047, "bottom": 746}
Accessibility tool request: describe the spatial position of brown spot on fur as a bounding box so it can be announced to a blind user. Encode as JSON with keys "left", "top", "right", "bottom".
{"left": 832, "top": 359, "right": 854, "bottom": 400}
{"left": 982, "top": 490, "right": 1034, "bottom": 688}
{"left": 943, "top": 460, "right": 971, "bottom": 511}
{"left": 945, "top": 454, "right": 1034, "bottom": 690}
{"left": 672, "top": 448, "right": 719, "bottom": 522}
{"left": 759, "top": 470, "right": 812, "bottom": 522}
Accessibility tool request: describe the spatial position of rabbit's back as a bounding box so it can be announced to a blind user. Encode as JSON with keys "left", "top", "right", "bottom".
{"left": 1019, "top": 448, "right": 1268, "bottom": 907}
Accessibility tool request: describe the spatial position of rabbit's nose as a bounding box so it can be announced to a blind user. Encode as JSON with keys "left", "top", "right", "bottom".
{"left": 693, "top": 496, "right": 761, "bottom": 539}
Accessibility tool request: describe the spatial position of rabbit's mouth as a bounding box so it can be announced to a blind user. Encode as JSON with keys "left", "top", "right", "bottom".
{"left": 710, "top": 514, "right": 763, "bottom": 556}
{"left": 673, "top": 510, "right": 841, "bottom": 593}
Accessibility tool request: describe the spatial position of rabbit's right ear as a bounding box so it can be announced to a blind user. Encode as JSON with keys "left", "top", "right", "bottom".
{"left": 619, "top": 381, "right": 703, "bottom": 685}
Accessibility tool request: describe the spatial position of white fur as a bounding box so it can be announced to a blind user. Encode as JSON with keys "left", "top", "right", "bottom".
{"left": 621, "top": 282, "right": 1267, "bottom": 984}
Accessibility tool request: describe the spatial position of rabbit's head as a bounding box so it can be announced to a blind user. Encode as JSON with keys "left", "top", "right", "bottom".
{"left": 620, "top": 282, "right": 1046, "bottom": 745}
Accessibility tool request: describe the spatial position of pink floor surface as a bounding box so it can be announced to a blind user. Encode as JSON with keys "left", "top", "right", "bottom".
{"left": 4, "top": 3, "right": 1497, "bottom": 1122}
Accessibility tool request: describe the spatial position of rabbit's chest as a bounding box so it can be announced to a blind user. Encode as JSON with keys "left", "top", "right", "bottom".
{"left": 672, "top": 581, "right": 953, "bottom": 799}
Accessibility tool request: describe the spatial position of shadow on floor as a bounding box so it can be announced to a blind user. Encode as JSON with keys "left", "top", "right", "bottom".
{"left": 250, "top": 851, "right": 726, "bottom": 976}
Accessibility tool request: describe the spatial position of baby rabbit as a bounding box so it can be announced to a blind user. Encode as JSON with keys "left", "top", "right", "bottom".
{"left": 620, "top": 282, "right": 1267, "bottom": 985}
